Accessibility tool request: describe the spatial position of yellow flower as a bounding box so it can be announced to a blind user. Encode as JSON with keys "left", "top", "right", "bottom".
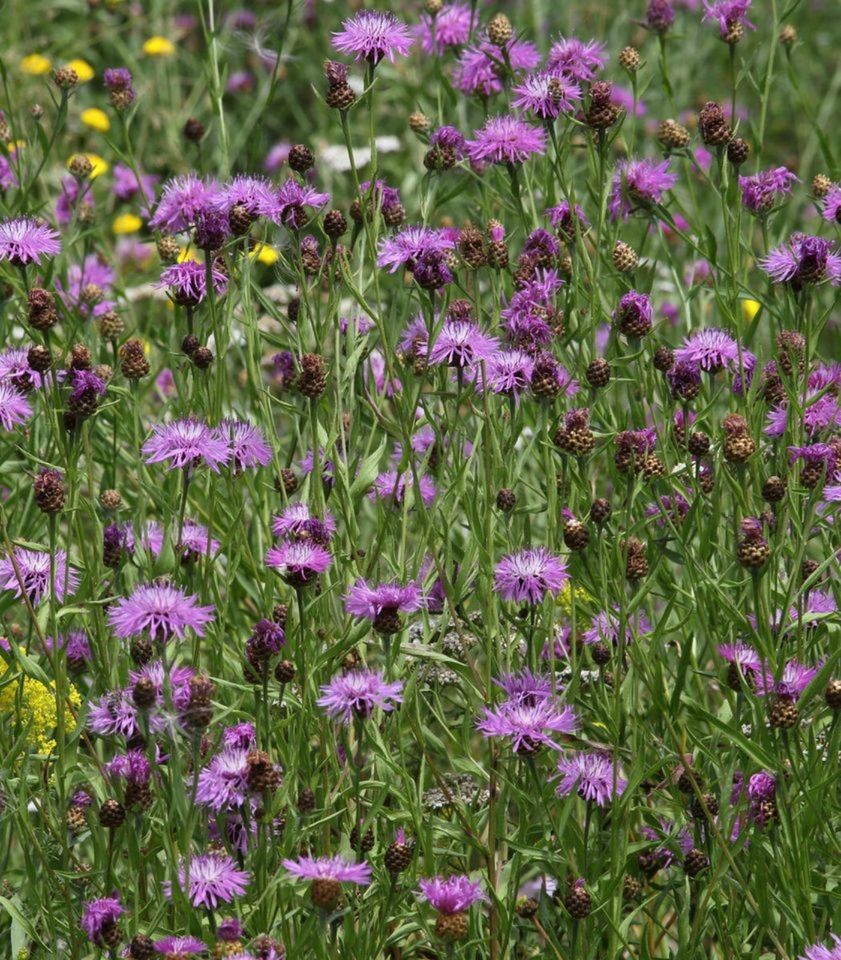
{"left": 66, "top": 59, "right": 94, "bottom": 82}
{"left": 6, "top": 140, "right": 26, "bottom": 153}
{"left": 0, "top": 673, "right": 80, "bottom": 755}
{"left": 113, "top": 213, "right": 143, "bottom": 235}
{"left": 21, "top": 54, "right": 51, "bottom": 75}
{"left": 741, "top": 299, "right": 761, "bottom": 323}
{"left": 67, "top": 152, "right": 109, "bottom": 178}
{"left": 556, "top": 582, "right": 592, "bottom": 616}
{"left": 143, "top": 36, "right": 176, "bottom": 57}
{"left": 250, "top": 242, "right": 279, "bottom": 266}
{"left": 80, "top": 108, "right": 110, "bottom": 132}
{"left": 177, "top": 246, "right": 200, "bottom": 264}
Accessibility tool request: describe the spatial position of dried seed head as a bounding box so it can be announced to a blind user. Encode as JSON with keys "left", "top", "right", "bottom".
{"left": 487, "top": 13, "right": 513, "bottom": 47}
{"left": 183, "top": 117, "right": 205, "bottom": 143}
{"left": 612, "top": 240, "right": 639, "bottom": 272}
{"left": 619, "top": 46, "right": 641, "bottom": 72}
{"left": 52, "top": 66, "right": 79, "bottom": 90}
{"left": 288, "top": 144, "right": 315, "bottom": 173}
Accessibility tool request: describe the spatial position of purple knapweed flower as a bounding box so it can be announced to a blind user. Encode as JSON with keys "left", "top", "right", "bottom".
{"left": 153, "top": 936, "right": 207, "bottom": 957}
{"left": 554, "top": 751, "right": 627, "bottom": 805}
{"left": 609, "top": 158, "right": 677, "bottom": 220}
{"left": 217, "top": 418, "right": 272, "bottom": 471}
{"left": 164, "top": 853, "right": 250, "bottom": 909}
{"left": 416, "top": 2, "right": 472, "bottom": 54}
{"left": 821, "top": 185, "right": 841, "bottom": 224}
{"left": 332, "top": 10, "right": 413, "bottom": 64}
{"left": 148, "top": 174, "right": 221, "bottom": 233}
{"left": 0, "top": 382, "right": 32, "bottom": 431}
{"left": 479, "top": 349, "right": 535, "bottom": 398}
{"left": 674, "top": 327, "right": 741, "bottom": 373}
{"left": 546, "top": 201, "right": 590, "bottom": 239}
{"left": 702, "top": 0, "right": 754, "bottom": 38}
{"left": 105, "top": 749, "right": 151, "bottom": 785}
{"left": 546, "top": 36, "right": 607, "bottom": 82}
{"left": 265, "top": 540, "right": 332, "bottom": 588}
{"left": 477, "top": 695, "right": 577, "bottom": 754}
{"left": 275, "top": 178, "right": 330, "bottom": 230}
{"left": 466, "top": 116, "right": 546, "bottom": 166}
{"left": 0, "top": 548, "right": 77, "bottom": 605}
{"left": 428, "top": 320, "right": 499, "bottom": 369}
{"left": 582, "top": 608, "right": 652, "bottom": 646}
{"left": 284, "top": 854, "right": 372, "bottom": 886}
{"left": 761, "top": 234, "right": 841, "bottom": 286}
{"left": 646, "top": 0, "right": 676, "bottom": 32}
{"left": 196, "top": 748, "right": 251, "bottom": 812}
{"left": 419, "top": 875, "right": 486, "bottom": 913}
{"left": 317, "top": 668, "right": 404, "bottom": 723}
{"left": 81, "top": 896, "right": 124, "bottom": 944}
{"left": 112, "top": 163, "right": 158, "bottom": 207}
{"left": 739, "top": 167, "right": 797, "bottom": 214}
{"left": 613, "top": 290, "right": 653, "bottom": 337}
{"left": 378, "top": 226, "right": 456, "bottom": 272}
{"left": 369, "top": 470, "right": 437, "bottom": 508}
{"left": 108, "top": 582, "right": 214, "bottom": 642}
{"left": 512, "top": 72, "right": 581, "bottom": 120}
{"left": 756, "top": 659, "right": 819, "bottom": 701}
{"left": 142, "top": 418, "right": 232, "bottom": 472}
{"left": 453, "top": 37, "right": 540, "bottom": 97}
{"left": 103, "top": 67, "right": 132, "bottom": 90}
{"left": 159, "top": 260, "right": 228, "bottom": 306}
{"left": 272, "top": 504, "right": 336, "bottom": 544}
{"left": 798, "top": 936, "right": 841, "bottom": 960}
{"left": 0, "top": 217, "right": 61, "bottom": 266}
{"left": 494, "top": 548, "right": 569, "bottom": 604}
{"left": 717, "top": 643, "right": 763, "bottom": 684}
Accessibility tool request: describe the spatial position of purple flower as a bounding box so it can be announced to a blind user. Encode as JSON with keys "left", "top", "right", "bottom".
{"left": 344, "top": 579, "right": 424, "bottom": 622}
{"left": 164, "top": 853, "right": 250, "bottom": 908}
{"left": 554, "top": 752, "right": 627, "bottom": 805}
{"left": 412, "top": 250, "right": 453, "bottom": 291}
{"left": 275, "top": 178, "right": 330, "bottom": 229}
{"left": 821, "top": 185, "right": 841, "bottom": 224}
{"left": 317, "top": 668, "right": 404, "bottom": 723}
{"left": 272, "top": 504, "right": 336, "bottom": 543}
{"left": 378, "top": 226, "right": 456, "bottom": 272}
{"left": 332, "top": 10, "right": 413, "bottom": 64}
{"left": 646, "top": 0, "right": 676, "bottom": 32}
{"left": 81, "top": 896, "right": 124, "bottom": 944}
{"left": 466, "top": 116, "right": 546, "bottom": 166}
{"left": 108, "top": 582, "right": 214, "bottom": 642}
{"left": 739, "top": 167, "right": 797, "bottom": 214}
{"left": 265, "top": 540, "right": 332, "bottom": 588}
{"left": 43, "top": 630, "right": 91, "bottom": 667}
{"left": 761, "top": 234, "right": 841, "bottom": 286}
{"left": 0, "top": 155, "right": 16, "bottom": 192}
{"left": 370, "top": 470, "right": 437, "bottom": 507}
{"left": 213, "top": 174, "right": 282, "bottom": 224}
{"left": 428, "top": 320, "right": 499, "bottom": 369}
{"left": 512, "top": 72, "right": 581, "bottom": 120}
{"left": 0, "top": 382, "right": 32, "bottom": 431}
{"left": 609, "top": 158, "right": 677, "bottom": 221}
{"left": 0, "top": 217, "right": 61, "bottom": 266}
{"left": 747, "top": 771, "right": 776, "bottom": 802}
{"left": 494, "top": 548, "right": 569, "bottom": 605}
{"left": 103, "top": 67, "right": 132, "bottom": 90}
{"left": 112, "top": 163, "right": 158, "bottom": 207}
{"left": 546, "top": 36, "right": 607, "bottom": 82}
{"left": 799, "top": 936, "right": 841, "bottom": 960}
{"left": 416, "top": 3, "right": 472, "bottom": 54}
{"left": 142, "top": 419, "right": 232, "bottom": 472}
{"left": 702, "top": 0, "right": 754, "bottom": 38}
{"left": 177, "top": 519, "right": 220, "bottom": 559}
{"left": 477, "top": 694, "right": 577, "bottom": 754}
{"left": 159, "top": 259, "right": 228, "bottom": 306}
{"left": 153, "top": 936, "right": 207, "bottom": 957}
{"left": 56, "top": 176, "right": 92, "bottom": 227}
{"left": 418, "top": 875, "right": 486, "bottom": 914}
{"left": 582, "top": 608, "right": 652, "bottom": 646}
{"left": 284, "top": 854, "right": 372, "bottom": 885}
{"left": 0, "top": 548, "right": 77, "bottom": 605}
{"left": 756, "top": 659, "right": 818, "bottom": 700}
{"left": 105, "top": 749, "right": 151, "bottom": 784}
{"left": 789, "top": 443, "right": 836, "bottom": 477}
{"left": 218, "top": 418, "right": 272, "bottom": 471}
{"left": 479, "top": 349, "right": 535, "bottom": 398}
{"left": 196, "top": 747, "right": 251, "bottom": 811}
{"left": 674, "top": 328, "right": 743, "bottom": 373}
{"left": 56, "top": 254, "right": 116, "bottom": 318}
{"left": 453, "top": 37, "right": 540, "bottom": 97}
{"left": 613, "top": 290, "right": 653, "bottom": 337}
{"left": 148, "top": 174, "right": 221, "bottom": 233}
{"left": 500, "top": 270, "right": 564, "bottom": 348}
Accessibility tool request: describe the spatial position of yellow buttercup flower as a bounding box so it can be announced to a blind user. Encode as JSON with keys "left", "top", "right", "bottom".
{"left": 80, "top": 108, "right": 110, "bottom": 133}
{"left": 113, "top": 213, "right": 143, "bottom": 235}
{"left": 6, "top": 141, "right": 26, "bottom": 153}
{"left": 143, "top": 36, "right": 176, "bottom": 57}
{"left": 67, "top": 59, "right": 94, "bottom": 82}
{"left": 177, "top": 246, "right": 200, "bottom": 264}
{"left": 21, "top": 54, "right": 52, "bottom": 76}
{"left": 81, "top": 108, "right": 110, "bottom": 132}
{"left": 0, "top": 673, "right": 80, "bottom": 755}
{"left": 742, "top": 299, "right": 761, "bottom": 323}
{"left": 250, "top": 242, "right": 279, "bottom": 266}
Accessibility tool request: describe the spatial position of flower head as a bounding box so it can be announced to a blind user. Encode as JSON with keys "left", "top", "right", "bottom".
{"left": 317, "top": 668, "right": 404, "bottom": 723}
{"left": 332, "top": 10, "right": 414, "bottom": 64}
{"left": 148, "top": 174, "right": 221, "bottom": 233}
{"left": 142, "top": 419, "right": 232, "bottom": 472}
{"left": 428, "top": 320, "right": 499, "bottom": 369}
{"left": 275, "top": 178, "right": 330, "bottom": 229}
{"left": 107, "top": 582, "right": 215, "bottom": 642}
{"left": 419, "top": 875, "right": 486, "bottom": 914}
{"left": 739, "top": 167, "right": 797, "bottom": 214}
{"left": 378, "top": 226, "right": 455, "bottom": 272}
{"left": 0, "top": 382, "right": 32, "bottom": 431}
{"left": 582, "top": 608, "right": 652, "bottom": 646}
{"left": 702, "top": 0, "right": 754, "bottom": 38}
{"left": 416, "top": 3, "right": 472, "bottom": 54}
{"left": 674, "top": 327, "right": 743, "bottom": 372}
{"left": 265, "top": 540, "right": 332, "bottom": 588}
{"left": 164, "top": 853, "right": 250, "bottom": 909}
{"left": 0, "top": 217, "right": 61, "bottom": 266}
{"left": 159, "top": 260, "right": 228, "bottom": 306}
{"left": 153, "top": 937, "right": 207, "bottom": 958}
{"left": 477, "top": 696, "right": 578, "bottom": 754}
{"left": 370, "top": 470, "right": 437, "bottom": 507}
{"left": 0, "top": 548, "right": 77, "bottom": 605}
{"left": 196, "top": 747, "right": 251, "bottom": 812}
{"left": 821, "top": 185, "right": 841, "bottom": 224}
{"left": 494, "top": 548, "right": 569, "bottom": 605}
{"left": 344, "top": 579, "right": 424, "bottom": 620}
{"left": 798, "top": 936, "right": 841, "bottom": 960}
{"left": 609, "top": 158, "right": 676, "bottom": 220}
{"left": 512, "top": 72, "right": 581, "bottom": 120}
{"left": 479, "top": 350, "right": 536, "bottom": 398}
{"left": 760, "top": 234, "right": 841, "bottom": 286}
{"left": 453, "top": 37, "right": 540, "bottom": 96}
{"left": 547, "top": 36, "right": 607, "bottom": 82}
{"left": 272, "top": 504, "right": 336, "bottom": 543}
{"left": 218, "top": 418, "right": 272, "bottom": 471}
{"left": 81, "top": 896, "right": 124, "bottom": 944}
{"left": 284, "top": 854, "right": 372, "bottom": 884}
{"left": 466, "top": 116, "right": 546, "bottom": 166}
{"left": 555, "top": 751, "right": 627, "bottom": 805}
